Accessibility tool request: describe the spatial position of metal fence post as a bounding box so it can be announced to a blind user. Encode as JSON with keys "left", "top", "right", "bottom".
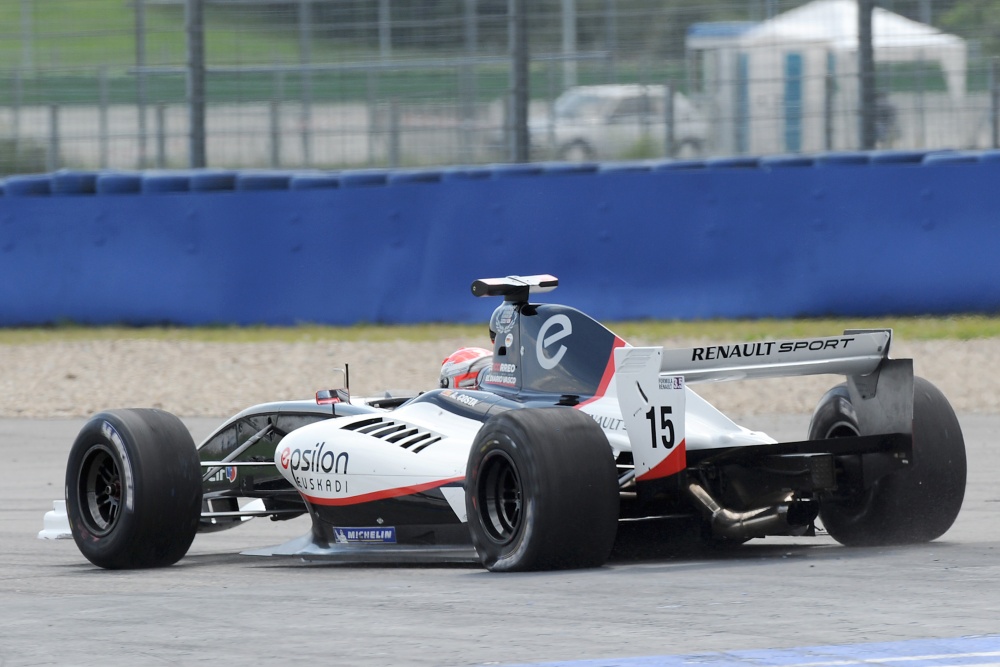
{"left": 389, "top": 97, "right": 401, "bottom": 168}
{"left": 916, "top": 52, "right": 926, "bottom": 148}
{"left": 185, "top": 0, "right": 207, "bottom": 168}
{"left": 367, "top": 70, "right": 378, "bottom": 166}
{"left": 459, "top": 0, "right": 478, "bottom": 165}
{"left": 13, "top": 70, "right": 23, "bottom": 164}
{"left": 298, "top": 0, "right": 313, "bottom": 167}
{"left": 156, "top": 103, "right": 167, "bottom": 168}
{"left": 824, "top": 51, "right": 834, "bottom": 151}
{"left": 269, "top": 100, "right": 281, "bottom": 168}
{"left": 992, "top": 57, "right": 999, "bottom": 150}
{"left": 562, "top": 0, "right": 577, "bottom": 90}
{"left": 271, "top": 68, "right": 284, "bottom": 168}
{"left": 134, "top": 0, "right": 148, "bottom": 168}
{"left": 858, "top": 0, "right": 877, "bottom": 150}
{"left": 664, "top": 81, "right": 675, "bottom": 157}
{"left": 546, "top": 60, "right": 557, "bottom": 159}
{"left": 509, "top": 0, "right": 530, "bottom": 163}
{"left": 99, "top": 66, "right": 110, "bottom": 169}
{"left": 379, "top": 0, "right": 392, "bottom": 61}
{"left": 20, "top": 0, "right": 34, "bottom": 75}
{"left": 604, "top": 0, "right": 616, "bottom": 82}
{"left": 47, "top": 104, "right": 60, "bottom": 172}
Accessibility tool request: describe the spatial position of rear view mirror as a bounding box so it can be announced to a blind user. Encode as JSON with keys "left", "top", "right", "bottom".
{"left": 315, "top": 365, "right": 350, "bottom": 404}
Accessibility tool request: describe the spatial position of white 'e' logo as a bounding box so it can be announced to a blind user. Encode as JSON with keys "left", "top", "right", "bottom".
{"left": 536, "top": 314, "right": 572, "bottom": 370}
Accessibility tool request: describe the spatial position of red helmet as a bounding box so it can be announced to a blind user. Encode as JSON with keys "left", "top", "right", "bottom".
{"left": 439, "top": 347, "right": 492, "bottom": 389}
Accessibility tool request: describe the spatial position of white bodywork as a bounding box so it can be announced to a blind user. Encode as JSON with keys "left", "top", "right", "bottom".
{"left": 273, "top": 333, "right": 892, "bottom": 521}
{"left": 275, "top": 401, "right": 478, "bottom": 508}
{"left": 42, "top": 321, "right": 895, "bottom": 539}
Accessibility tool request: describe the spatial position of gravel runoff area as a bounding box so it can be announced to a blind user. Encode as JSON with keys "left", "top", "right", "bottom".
{"left": 2, "top": 336, "right": 999, "bottom": 420}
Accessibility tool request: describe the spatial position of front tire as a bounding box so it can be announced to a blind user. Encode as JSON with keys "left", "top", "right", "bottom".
{"left": 465, "top": 408, "right": 619, "bottom": 571}
{"left": 66, "top": 409, "right": 203, "bottom": 569}
{"left": 808, "top": 378, "right": 966, "bottom": 546}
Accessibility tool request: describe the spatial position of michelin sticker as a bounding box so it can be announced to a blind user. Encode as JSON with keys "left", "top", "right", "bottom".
{"left": 334, "top": 527, "right": 397, "bottom": 544}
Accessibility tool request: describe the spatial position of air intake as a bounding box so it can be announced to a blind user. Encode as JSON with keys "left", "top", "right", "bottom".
{"left": 342, "top": 417, "right": 442, "bottom": 453}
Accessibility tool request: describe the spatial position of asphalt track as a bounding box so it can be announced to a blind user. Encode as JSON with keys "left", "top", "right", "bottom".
{"left": 2, "top": 414, "right": 999, "bottom": 667}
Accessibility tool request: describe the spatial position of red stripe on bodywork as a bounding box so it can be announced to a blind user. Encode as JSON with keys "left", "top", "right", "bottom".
{"left": 302, "top": 475, "right": 465, "bottom": 506}
{"left": 636, "top": 439, "right": 687, "bottom": 481}
{"left": 578, "top": 336, "right": 627, "bottom": 407}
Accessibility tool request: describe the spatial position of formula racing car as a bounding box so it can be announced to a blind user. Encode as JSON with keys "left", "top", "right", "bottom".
{"left": 50, "top": 274, "right": 967, "bottom": 571}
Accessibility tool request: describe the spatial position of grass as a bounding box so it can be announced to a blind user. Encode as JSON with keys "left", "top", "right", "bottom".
{"left": 2, "top": 315, "right": 999, "bottom": 346}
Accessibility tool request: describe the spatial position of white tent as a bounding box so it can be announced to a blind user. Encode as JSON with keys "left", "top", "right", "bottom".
{"left": 739, "top": 0, "right": 966, "bottom": 99}
{"left": 688, "top": 0, "right": 967, "bottom": 154}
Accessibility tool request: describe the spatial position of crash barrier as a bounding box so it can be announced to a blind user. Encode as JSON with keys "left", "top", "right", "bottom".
{"left": 2, "top": 149, "right": 999, "bottom": 325}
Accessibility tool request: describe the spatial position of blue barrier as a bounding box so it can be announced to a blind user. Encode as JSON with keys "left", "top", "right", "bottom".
{"left": 96, "top": 172, "right": 142, "bottom": 194}
{"left": 340, "top": 170, "right": 389, "bottom": 188}
{"left": 142, "top": 172, "right": 191, "bottom": 193}
{"left": 51, "top": 171, "right": 99, "bottom": 196}
{"left": 2, "top": 152, "right": 999, "bottom": 326}
{"left": 235, "top": 171, "right": 292, "bottom": 191}
{"left": 5, "top": 174, "right": 52, "bottom": 197}
{"left": 290, "top": 172, "right": 342, "bottom": 190}
{"left": 191, "top": 170, "right": 238, "bottom": 192}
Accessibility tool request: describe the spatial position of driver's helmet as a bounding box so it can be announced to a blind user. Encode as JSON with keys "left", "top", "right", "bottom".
{"left": 439, "top": 347, "right": 492, "bottom": 389}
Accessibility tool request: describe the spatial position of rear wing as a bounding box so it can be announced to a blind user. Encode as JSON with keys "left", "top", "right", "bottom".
{"left": 616, "top": 330, "right": 913, "bottom": 483}
{"left": 660, "top": 328, "right": 914, "bottom": 442}
{"left": 660, "top": 330, "right": 892, "bottom": 383}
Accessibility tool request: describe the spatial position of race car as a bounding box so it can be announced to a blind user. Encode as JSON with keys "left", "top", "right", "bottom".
{"left": 52, "top": 274, "right": 967, "bottom": 572}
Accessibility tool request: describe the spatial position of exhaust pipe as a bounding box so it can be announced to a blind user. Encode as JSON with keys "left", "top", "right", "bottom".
{"left": 687, "top": 482, "right": 811, "bottom": 541}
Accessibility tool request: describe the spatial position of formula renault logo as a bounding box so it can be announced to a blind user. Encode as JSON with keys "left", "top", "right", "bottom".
{"left": 536, "top": 314, "right": 572, "bottom": 370}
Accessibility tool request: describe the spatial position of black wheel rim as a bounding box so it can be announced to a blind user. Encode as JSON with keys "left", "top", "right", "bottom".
{"left": 477, "top": 450, "right": 522, "bottom": 545}
{"left": 821, "top": 420, "right": 875, "bottom": 518}
{"left": 77, "top": 444, "right": 124, "bottom": 536}
{"left": 823, "top": 421, "right": 859, "bottom": 439}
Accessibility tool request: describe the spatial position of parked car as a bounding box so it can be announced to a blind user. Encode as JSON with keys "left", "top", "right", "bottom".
{"left": 531, "top": 84, "right": 709, "bottom": 161}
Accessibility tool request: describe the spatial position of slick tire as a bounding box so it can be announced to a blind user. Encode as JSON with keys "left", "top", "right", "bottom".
{"left": 465, "top": 407, "right": 619, "bottom": 572}
{"left": 66, "top": 409, "right": 203, "bottom": 569}
{"left": 808, "top": 378, "right": 966, "bottom": 546}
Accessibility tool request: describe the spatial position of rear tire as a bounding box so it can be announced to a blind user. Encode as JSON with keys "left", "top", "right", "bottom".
{"left": 466, "top": 408, "right": 619, "bottom": 571}
{"left": 808, "top": 378, "right": 966, "bottom": 546}
{"left": 66, "top": 409, "right": 203, "bottom": 569}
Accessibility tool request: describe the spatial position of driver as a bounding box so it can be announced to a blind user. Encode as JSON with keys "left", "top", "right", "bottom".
{"left": 439, "top": 347, "right": 492, "bottom": 390}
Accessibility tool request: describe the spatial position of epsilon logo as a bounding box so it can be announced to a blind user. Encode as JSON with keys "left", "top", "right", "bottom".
{"left": 280, "top": 446, "right": 291, "bottom": 469}
{"left": 536, "top": 314, "right": 572, "bottom": 370}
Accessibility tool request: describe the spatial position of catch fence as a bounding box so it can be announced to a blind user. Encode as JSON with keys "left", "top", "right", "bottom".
{"left": 1, "top": 0, "right": 998, "bottom": 174}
